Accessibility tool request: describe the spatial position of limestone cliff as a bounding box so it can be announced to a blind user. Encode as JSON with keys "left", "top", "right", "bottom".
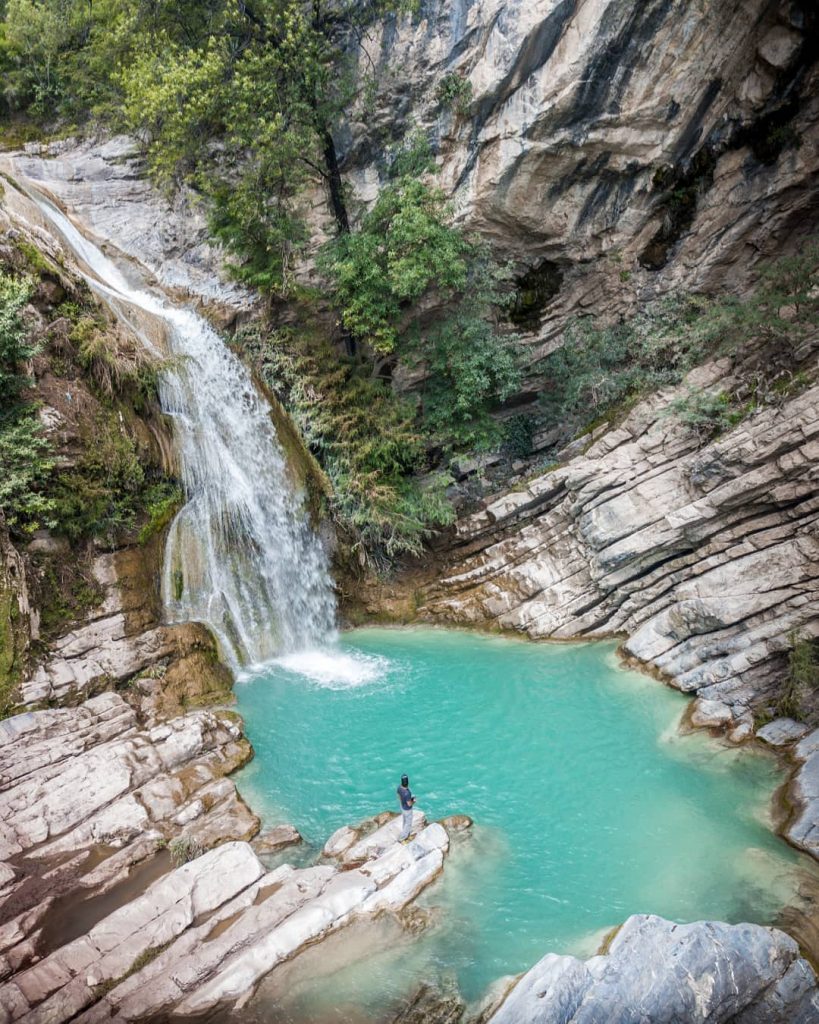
{"left": 423, "top": 363, "right": 819, "bottom": 732}
{"left": 343, "top": 0, "right": 818, "bottom": 378}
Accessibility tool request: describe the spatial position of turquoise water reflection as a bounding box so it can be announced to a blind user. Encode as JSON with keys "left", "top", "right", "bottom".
{"left": 235, "top": 627, "right": 804, "bottom": 1008}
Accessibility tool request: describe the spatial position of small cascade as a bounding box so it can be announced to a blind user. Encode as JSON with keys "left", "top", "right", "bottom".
{"left": 24, "top": 190, "right": 336, "bottom": 669}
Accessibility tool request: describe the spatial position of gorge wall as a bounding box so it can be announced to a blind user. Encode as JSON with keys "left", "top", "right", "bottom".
{"left": 341, "top": 0, "right": 818, "bottom": 377}
{"left": 1, "top": 0, "right": 819, "bottom": 1021}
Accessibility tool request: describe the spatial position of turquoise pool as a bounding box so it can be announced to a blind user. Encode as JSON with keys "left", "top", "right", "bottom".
{"left": 234, "top": 627, "right": 807, "bottom": 1015}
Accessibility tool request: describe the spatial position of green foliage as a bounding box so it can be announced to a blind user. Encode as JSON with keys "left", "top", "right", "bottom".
{"left": 1, "top": 0, "right": 132, "bottom": 118}
{"left": 118, "top": 40, "right": 226, "bottom": 183}
{"left": 0, "top": 272, "right": 35, "bottom": 410}
{"left": 0, "top": 414, "right": 56, "bottom": 532}
{"left": 321, "top": 177, "right": 469, "bottom": 352}
{"left": 667, "top": 390, "right": 737, "bottom": 445}
{"left": 387, "top": 130, "right": 436, "bottom": 180}
{"left": 36, "top": 552, "right": 104, "bottom": 641}
{"left": 71, "top": 315, "right": 161, "bottom": 405}
{"left": 239, "top": 325, "right": 455, "bottom": 564}
{"left": 503, "top": 415, "right": 536, "bottom": 459}
{"left": 0, "top": 271, "right": 57, "bottom": 533}
{"left": 539, "top": 297, "right": 708, "bottom": 432}
{"left": 51, "top": 412, "right": 146, "bottom": 541}
{"left": 113, "top": 0, "right": 414, "bottom": 290}
{"left": 169, "top": 835, "right": 204, "bottom": 866}
{"left": 321, "top": 169, "right": 520, "bottom": 451}
{"left": 777, "top": 630, "right": 819, "bottom": 722}
{"left": 137, "top": 483, "right": 183, "bottom": 545}
{"left": 541, "top": 245, "right": 819, "bottom": 441}
{"left": 407, "top": 257, "right": 520, "bottom": 449}
{"left": 437, "top": 72, "right": 472, "bottom": 116}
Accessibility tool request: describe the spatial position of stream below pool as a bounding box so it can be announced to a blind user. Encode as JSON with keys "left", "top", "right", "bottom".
{"left": 234, "top": 627, "right": 816, "bottom": 1021}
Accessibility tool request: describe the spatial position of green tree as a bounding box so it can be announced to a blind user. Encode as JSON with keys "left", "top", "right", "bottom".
{"left": 321, "top": 170, "right": 520, "bottom": 448}
{"left": 320, "top": 177, "right": 469, "bottom": 351}
{"left": 0, "top": 273, "right": 35, "bottom": 409}
{"left": 0, "top": 272, "right": 56, "bottom": 533}
{"left": 115, "top": 0, "right": 416, "bottom": 289}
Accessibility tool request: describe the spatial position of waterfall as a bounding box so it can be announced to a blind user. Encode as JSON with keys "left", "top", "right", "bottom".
{"left": 24, "top": 192, "right": 337, "bottom": 670}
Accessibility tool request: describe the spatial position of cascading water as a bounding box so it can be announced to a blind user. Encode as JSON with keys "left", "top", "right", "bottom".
{"left": 22, "top": 190, "right": 336, "bottom": 669}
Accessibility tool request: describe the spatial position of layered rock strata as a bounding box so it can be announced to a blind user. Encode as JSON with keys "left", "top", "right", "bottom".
{"left": 789, "top": 727, "right": 819, "bottom": 860}
{"left": 486, "top": 914, "right": 819, "bottom": 1024}
{"left": 0, "top": 692, "right": 258, "bottom": 991}
{"left": 0, "top": 820, "right": 451, "bottom": 1022}
{"left": 422, "top": 366, "right": 819, "bottom": 856}
{"left": 18, "top": 544, "right": 231, "bottom": 713}
{"left": 424, "top": 366, "right": 819, "bottom": 737}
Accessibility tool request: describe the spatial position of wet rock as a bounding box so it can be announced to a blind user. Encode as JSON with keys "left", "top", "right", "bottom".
{"left": 332, "top": 811, "right": 427, "bottom": 866}
{"left": 1, "top": 843, "right": 265, "bottom": 1022}
{"left": 252, "top": 824, "right": 303, "bottom": 854}
{"left": 728, "top": 720, "right": 754, "bottom": 744}
{"left": 323, "top": 824, "right": 360, "bottom": 860}
{"left": 438, "top": 815, "right": 473, "bottom": 832}
{"left": 787, "top": 729, "right": 819, "bottom": 859}
{"left": 390, "top": 982, "right": 464, "bottom": 1024}
{"left": 691, "top": 698, "right": 735, "bottom": 729}
{"left": 0, "top": 138, "right": 253, "bottom": 318}
{"left": 758, "top": 718, "right": 810, "bottom": 747}
{"left": 75, "top": 823, "right": 452, "bottom": 1022}
{"left": 487, "top": 915, "right": 819, "bottom": 1024}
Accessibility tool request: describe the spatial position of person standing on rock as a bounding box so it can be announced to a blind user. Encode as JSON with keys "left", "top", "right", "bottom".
{"left": 397, "top": 773, "right": 416, "bottom": 842}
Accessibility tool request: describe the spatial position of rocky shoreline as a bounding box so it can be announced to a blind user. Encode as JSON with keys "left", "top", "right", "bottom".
{"left": 1, "top": 128, "right": 819, "bottom": 1019}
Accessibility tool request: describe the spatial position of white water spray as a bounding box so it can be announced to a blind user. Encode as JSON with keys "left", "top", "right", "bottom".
{"left": 24, "top": 191, "right": 337, "bottom": 669}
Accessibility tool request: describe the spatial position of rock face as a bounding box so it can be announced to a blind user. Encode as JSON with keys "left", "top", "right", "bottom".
{"left": 487, "top": 914, "right": 819, "bottom": 1024}
{"left": 18, "top": 543, "right": 232, "bottom": 713}
{"left": 788, "top": 728, "right": 819, "bottom": 859}
{"left": 344, "top": 0, "right": 818, "bottom": 373}
{"left": 0, "top": 819, "right": 451, "bottom": 1023}
{"left": 0, "top": 518, "right": 34, "bottom": 706}
{"left": 1, "top": 137, "right": 252, "bottom": 323}
{"left": 252, "top": 823, "right": 303, "bottom": 854}
{"left": 0, "top": 692, "right": 258, "bottom": 992}
{"left": 424, "top": 366, "right": 819, "bottom": 735}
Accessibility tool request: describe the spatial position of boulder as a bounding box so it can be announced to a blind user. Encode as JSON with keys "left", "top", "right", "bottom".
{"left": 690, "top": 698, "right": 735, "bottom": 729}
{"left": 757, "top": 719, "right": 810, "bottom": 747}
{"left": 438, "top": 815, "right": 473, "bottom": 832}
{"left": 786, "top": 729, "right": 819, "bottom": 859}
{"left": 488, "top": 915, "right": 819, "bottom": 1024}
{"left": 252, "top": 824, "right": 303, "bottom": 854}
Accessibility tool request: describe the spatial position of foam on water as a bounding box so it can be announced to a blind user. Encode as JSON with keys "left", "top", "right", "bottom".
{"left": 270, "top": 648, "right": 390, "bottom": 689}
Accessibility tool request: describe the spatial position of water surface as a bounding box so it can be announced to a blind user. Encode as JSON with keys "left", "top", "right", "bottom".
{"left": 235, "top": 627, "right": 807, "bottom": 1016}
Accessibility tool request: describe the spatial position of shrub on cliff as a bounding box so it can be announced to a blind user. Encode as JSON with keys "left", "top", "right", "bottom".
{"left": 0, "top": 272, "right": 56, "bottom": 534}
{"left": 320, "top": 170, "right": 521, "bottom": 449}
{"left": 539, "top": 242, "right": 819, "bottom": 440}
{"left": 239, "top": 323, "right": 454, "bottom": 565}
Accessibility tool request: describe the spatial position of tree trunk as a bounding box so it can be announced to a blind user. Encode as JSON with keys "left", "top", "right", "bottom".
{"left": 322, "top": 129, "right": 350, "bottom": 235}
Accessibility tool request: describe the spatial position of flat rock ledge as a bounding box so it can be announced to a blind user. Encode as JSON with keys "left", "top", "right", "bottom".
{"left": 486, "top": 915, "right": 819, "bottom": 1024}
{"left": 0, "top": 823, "right": 450, "bottom": 1022}
{"left": 0, "top": 692, "right": 258, "bottom": 989}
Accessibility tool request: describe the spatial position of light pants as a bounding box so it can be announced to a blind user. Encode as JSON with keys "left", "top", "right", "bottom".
{"left": 400, "top": 808, "right": 413, "bottom": 840}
